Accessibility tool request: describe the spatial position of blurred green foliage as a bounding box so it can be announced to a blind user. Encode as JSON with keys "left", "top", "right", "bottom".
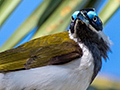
{"left": 88, "top": 77, "right": 120, "bottom": 90}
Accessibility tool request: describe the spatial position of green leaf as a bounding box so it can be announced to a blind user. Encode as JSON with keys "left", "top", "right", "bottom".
{"left": 89, "top": 77, "right": 120, "bottom": 90}
{"left": 99, "top": 0, "right": 120, "bottom": 25}
{"left": 0, "top": 0, "right": 21, "bottom": 26}
{"left": 0, "top": 0, "right": 5, "bottom": 6}
{"left": 0, "top": 0, "right": 62, "bottom": 52}
{"left": 32, "top": 0, "right": 89, "bottom": 39}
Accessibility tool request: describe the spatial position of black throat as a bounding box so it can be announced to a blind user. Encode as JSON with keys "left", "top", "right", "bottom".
{"left": 72, "top": 20, "right": 110, "bottom": 83}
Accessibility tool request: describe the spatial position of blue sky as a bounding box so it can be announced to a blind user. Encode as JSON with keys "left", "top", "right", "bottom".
{"left": 0, "top": 0, "right": 120, "bottom": 80}
{"left": 100, "top": 8, "right": 120, "bottom": 79}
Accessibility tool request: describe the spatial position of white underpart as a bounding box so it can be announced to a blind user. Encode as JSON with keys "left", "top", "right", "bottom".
{"left": 0, "top": 33, "right": 94, "bottom": 90}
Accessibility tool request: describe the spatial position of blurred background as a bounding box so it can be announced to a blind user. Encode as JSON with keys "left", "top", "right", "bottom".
{"left": 0, "top": 0, "right": 120, "bottom": 89}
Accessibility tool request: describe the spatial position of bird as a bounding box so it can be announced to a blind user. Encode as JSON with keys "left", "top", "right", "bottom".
{"left": 0, "top": 8, "right": 111, "bottom": 90}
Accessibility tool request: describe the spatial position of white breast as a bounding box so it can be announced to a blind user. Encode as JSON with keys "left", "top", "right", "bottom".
{"left": 0, "top": 43, "right": 94, "bottom": 90}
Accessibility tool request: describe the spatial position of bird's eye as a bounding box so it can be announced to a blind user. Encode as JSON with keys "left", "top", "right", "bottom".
{"left": 92, "top": 16, "right": 97, "bottom": 22}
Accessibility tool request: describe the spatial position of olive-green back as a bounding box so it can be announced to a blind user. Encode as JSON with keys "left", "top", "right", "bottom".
{"left": 0, "top": 31, "right": 80, "bottom": 72}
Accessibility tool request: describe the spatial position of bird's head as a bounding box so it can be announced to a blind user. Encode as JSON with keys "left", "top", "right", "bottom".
{"left": 69, "top": 8, "right": 111, "bottom": 46}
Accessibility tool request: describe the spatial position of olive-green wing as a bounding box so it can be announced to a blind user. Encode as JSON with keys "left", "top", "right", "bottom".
{"left": 0, "top": 31, "right": 82, "bottom": 72}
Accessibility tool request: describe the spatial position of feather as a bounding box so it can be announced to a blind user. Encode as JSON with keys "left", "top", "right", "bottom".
{"left": 0, "top": 31, "right": 82, "bottom": 72}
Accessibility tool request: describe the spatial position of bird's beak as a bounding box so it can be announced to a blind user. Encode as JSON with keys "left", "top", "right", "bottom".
{"left": 76, "top": 8, "right": 95, "bottom": 24}
{"left": 76, "top": 11, "right": 89, "bottom": 25}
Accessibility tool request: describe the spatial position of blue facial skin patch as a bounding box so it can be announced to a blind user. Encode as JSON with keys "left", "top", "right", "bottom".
{"left": 71, "top": 10, "right": 103, "bottom": 31}
{"left": 87, "top": 11, "right": 97, "bottom": 19}
{"left": 72, "top": 11, "right": 80, "bottom": 20}
{"left": 87, "top": 11, "right": 103, "bottom": 30}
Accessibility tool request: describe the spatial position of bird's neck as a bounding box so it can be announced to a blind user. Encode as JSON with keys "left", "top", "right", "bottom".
{"left": 69, "top": 20, "right": 110, "bottom": 60}
{"left": 57, "top": 42, "right": 94, "bottom": 90}
{"left": 69, "top": 26, "right": 110, "bottom": 83}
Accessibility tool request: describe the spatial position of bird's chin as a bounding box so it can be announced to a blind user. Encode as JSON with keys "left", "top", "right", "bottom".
{"left": 78, "top": 19, "right": 85, "bottom": 24}
{"left": 77, "top": 16, "right": 89, "bottom": 27}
